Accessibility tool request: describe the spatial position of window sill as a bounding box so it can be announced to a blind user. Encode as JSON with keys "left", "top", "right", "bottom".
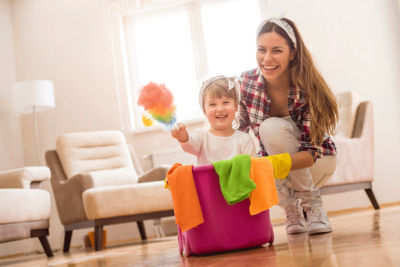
{"left": 130, "top": 117, "right": 205, "bottom": 135}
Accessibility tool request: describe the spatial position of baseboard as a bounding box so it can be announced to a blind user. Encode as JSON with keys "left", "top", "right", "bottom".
{"left": 327, "top": 201, "right": 400, "bottom": 217}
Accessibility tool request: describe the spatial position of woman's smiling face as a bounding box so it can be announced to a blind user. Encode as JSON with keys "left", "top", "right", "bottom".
{"left": 256, "top": 31, "right": 295, "bottom": 82}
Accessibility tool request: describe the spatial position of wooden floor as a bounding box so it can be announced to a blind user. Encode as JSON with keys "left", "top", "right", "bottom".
{"left": 1, "top": 205, "right": 400, "bottom": 267}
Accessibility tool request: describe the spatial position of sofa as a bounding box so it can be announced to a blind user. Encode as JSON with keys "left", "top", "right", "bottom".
{"left": 0, "top": 167, "right": 53, "bottom": 257}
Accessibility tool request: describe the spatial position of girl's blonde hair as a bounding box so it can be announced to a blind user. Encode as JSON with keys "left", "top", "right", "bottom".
{"left": 258, "top": 18, "right": 338, "bottom": 145}
{"left": 199, "top": 76, "right": 240, "bottom": 113}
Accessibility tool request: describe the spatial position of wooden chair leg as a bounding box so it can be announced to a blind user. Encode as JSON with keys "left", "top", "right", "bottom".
{"left": 31, "top": 229, "right": 53, "bottom": 257}
{"left": 94, "top": 225, "right": 103, "bottom": 251}
{"left": 137, "top": 221, "right": 147, "bottom": 240}
{"left": 365, "top": 188, "right": 380, "bottom": 210}
{"left": 63, "top": 230, "right": 73, "bottom": 252}
{"left": 38, "top": 236, "right": 54, "bottom": 257}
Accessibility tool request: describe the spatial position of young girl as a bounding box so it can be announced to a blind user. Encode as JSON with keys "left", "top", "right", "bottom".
{"left": 171, "top": 75, "right": 256, "bottom": 165}
{"left": 239, "top": 18, "right": 338, "bottom": 235}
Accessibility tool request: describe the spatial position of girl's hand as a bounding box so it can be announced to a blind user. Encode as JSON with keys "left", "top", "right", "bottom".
{"left": 171, "top": 123, "right": 189, "bottom": 143}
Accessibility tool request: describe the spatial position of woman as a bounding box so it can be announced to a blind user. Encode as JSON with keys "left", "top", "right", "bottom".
{"left": 239, "top": 17, "right": 338, "bottom": 235}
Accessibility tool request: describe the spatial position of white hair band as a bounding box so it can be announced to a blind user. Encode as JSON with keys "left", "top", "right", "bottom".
{"left": 257, "top": 17, "right": 297, "bottom": 49}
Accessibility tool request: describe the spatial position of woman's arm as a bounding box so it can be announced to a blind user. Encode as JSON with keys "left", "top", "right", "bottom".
{"left": 290, "top": 151, "right": 314, "bottom": 170}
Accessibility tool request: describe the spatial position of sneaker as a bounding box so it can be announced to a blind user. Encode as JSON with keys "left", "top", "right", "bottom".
{"left": 285, "top": 199, "right": 307, "bottom": 234}
{"left": 306, "top": 206, "right": 332, "bottom": 235}
{"left": 295, "top": 190, "right": 332, "bottom": 235}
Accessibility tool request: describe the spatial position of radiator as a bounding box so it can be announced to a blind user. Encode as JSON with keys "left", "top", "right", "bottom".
{"left": 150, "top": 147, "right": 197, "bottom": 167}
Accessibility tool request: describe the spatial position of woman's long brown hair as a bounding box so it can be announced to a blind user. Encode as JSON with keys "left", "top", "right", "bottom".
{"left": 258, "top": 18, "right": 338, "bottom": 145}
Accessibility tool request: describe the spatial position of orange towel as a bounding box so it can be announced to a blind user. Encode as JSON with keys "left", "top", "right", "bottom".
{"left": 249, "top": 157, "right": 279, "bottom": 215}
{"left": 166, "top": 163, "right": 204, "bottom": 232}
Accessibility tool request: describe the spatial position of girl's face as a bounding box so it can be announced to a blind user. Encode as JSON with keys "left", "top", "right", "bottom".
{"left": 256, "top": 31, "right": 295, "bottom": 83}
{"left": 204, "top": 92, "right": 237, "bottom": 136}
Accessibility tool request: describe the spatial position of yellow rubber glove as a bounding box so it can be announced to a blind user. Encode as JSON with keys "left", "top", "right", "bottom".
{"left": 266, "top": 153, "right": 292, "bottom": 179}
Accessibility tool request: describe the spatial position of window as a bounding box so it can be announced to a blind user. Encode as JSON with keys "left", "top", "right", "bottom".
{"left": 130, "top": 7, "right": 199, "bottom": 122}
{"left": 114, "top": 0, "right": 263, "bottom": 129}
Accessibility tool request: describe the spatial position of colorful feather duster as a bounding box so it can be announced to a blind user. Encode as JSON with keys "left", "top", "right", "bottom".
{"left": 137, "top": 82, "right": 176, "bottom": 129}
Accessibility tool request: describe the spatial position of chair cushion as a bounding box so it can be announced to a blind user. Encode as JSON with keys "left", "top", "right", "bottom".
{"left": 56, "top": 131, "right": 138, "bottom": 183}
{"left": 324, "top": 135, "right": 373, "bottom": 186}
{"left": 0, "top": 189, "right": 50, "bottom": 224}
{"left": 335, "top": 91, "right": 360, "bottom": 138}
{"left": 82, "top": 181, "right": 173, "bottom": 220}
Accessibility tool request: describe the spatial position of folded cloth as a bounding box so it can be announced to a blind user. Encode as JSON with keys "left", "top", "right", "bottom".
{"left": 249, "top": 157, "right": 279, "bottom": 215}
{"left": 212, "top": 154, "right": 256, "bottom": 205}
{"left": 166, "top": 163, "right": 204, "bottom": 232}
{"left": 267, "top": 153, "right": 292, "bottom": 179}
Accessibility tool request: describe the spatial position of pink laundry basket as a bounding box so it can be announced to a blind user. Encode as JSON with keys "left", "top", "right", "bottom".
{"left": 177, "top": 164, "right": 274, "bottom": 256}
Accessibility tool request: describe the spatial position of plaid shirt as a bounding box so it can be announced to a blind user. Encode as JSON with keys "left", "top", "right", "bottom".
{"left": 238, "top": 68, "right": 336, "bottom": 161}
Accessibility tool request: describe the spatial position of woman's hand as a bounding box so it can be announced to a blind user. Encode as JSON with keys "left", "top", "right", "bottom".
{"left": 171, "top": 123, "right": 189, "bottom": 143}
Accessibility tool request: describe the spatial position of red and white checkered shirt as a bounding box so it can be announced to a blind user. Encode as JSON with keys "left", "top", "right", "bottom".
{"left": 238, "top": 68, "right": 337, "bottom": 161}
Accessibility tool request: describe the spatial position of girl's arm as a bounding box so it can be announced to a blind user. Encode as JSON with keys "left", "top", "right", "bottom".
{"left": 171, "top": 126, "right": 203, "bottom": 156}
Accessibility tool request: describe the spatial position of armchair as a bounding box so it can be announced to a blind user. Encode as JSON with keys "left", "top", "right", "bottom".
{"left": 320, "top": 91, "right": 379, "bottom": 209}
{"left": 45, "top": 131, "right": 174, "bottom": 252}
{"left": 0, "top": 167, "right": 53, "bottom": 257}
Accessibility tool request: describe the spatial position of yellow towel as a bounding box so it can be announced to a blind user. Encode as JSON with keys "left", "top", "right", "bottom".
{"left": 166, "top": 163, "right": 204, "bottom": 232}
{"left": 249, "top": 157, "right": 279, "bottom": 215}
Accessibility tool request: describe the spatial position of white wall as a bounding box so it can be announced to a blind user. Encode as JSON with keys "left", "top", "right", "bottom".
{"left": 12, "top": 0, "right": 123, "bottom": 165}
{"left": 0, "top": 0, "right": 23, "bottom": 170}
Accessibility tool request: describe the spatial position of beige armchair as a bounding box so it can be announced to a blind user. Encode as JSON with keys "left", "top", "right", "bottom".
{"left": 45, "top": 131, "right": 173, "bottom": 252}
{"left": 320, "top": 91, "right": 379, "bottom": 209}
{"left": 0, "top": 167, "right": 53, "bottom": 257}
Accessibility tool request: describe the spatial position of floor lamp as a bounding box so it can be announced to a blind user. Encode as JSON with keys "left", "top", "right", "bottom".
{"left": 12, "top": 80, "right": 55, "bottom": 165}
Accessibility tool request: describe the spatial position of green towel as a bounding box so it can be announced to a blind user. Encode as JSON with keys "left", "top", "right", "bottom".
{"left": 212, "top": 154, "right": 256, "bottom": 205}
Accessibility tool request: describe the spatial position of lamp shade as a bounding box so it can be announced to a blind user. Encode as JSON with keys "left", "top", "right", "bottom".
{"left": 12, "top": 80, "right": 55, "bottom": 114}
